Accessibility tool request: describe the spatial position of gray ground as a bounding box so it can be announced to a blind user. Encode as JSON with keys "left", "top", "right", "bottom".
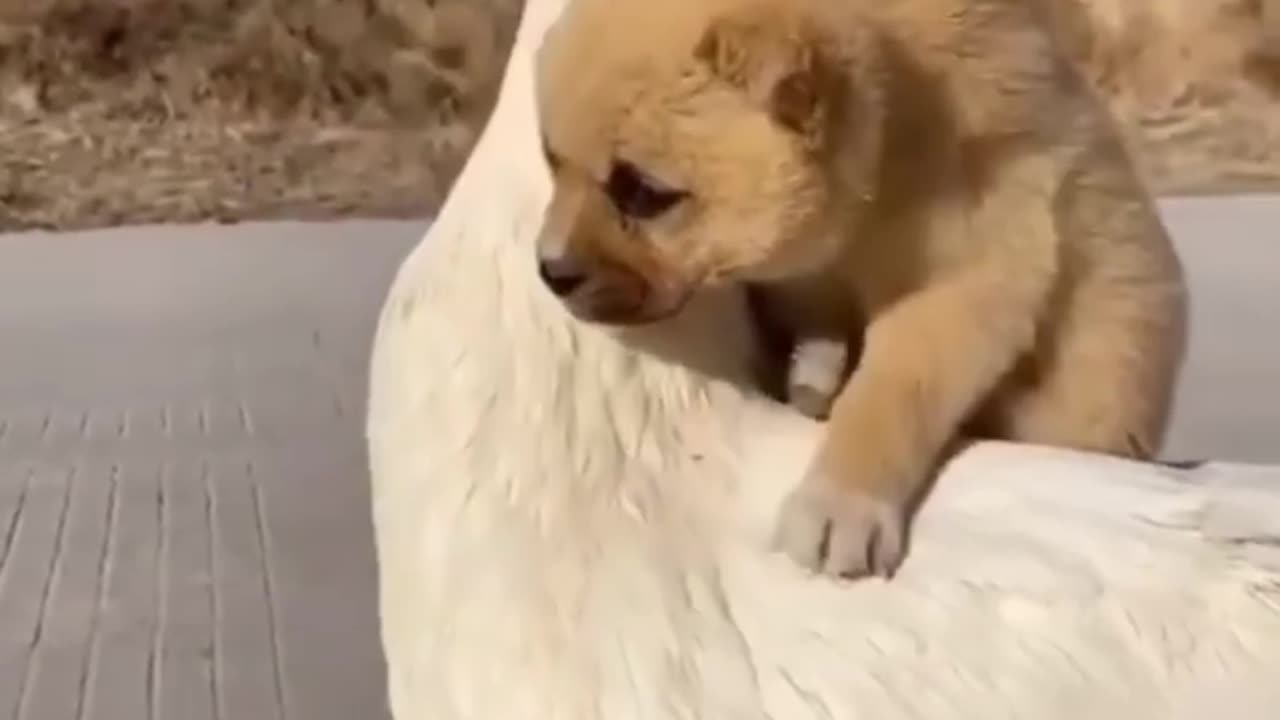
{"left": 1161, "top": 195, "right": 1280, "bottom": 463}
{"left": 0, "top": 197, "right": 1275, "bottom": 719}
{"left": 0, "top": 221, "right": 421, "bottom": 720}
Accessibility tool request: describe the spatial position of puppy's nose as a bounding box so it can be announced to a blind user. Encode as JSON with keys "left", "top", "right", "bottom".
{"left": 537, "top": 256, "right": 588, "bottom": 297}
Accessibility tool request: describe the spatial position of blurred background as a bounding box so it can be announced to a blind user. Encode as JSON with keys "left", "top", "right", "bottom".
{"left": 0, "top": 0, "right": 1276, "bottom": 232}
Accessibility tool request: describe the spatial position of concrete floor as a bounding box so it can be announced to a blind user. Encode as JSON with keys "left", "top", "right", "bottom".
{"left": 0, "top": 197, "right": 1275, "bottom": 720}
{"left": 0, "top": 221, "right": 422, "bottom": 720}
{"left": 1159, "top": 195, "right": 1280, "bottom": 463}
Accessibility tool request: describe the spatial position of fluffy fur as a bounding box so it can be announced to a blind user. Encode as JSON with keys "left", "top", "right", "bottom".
{"left": 532, "top": 0, "right": 1188, "bottom": 578}
{"left": 365, "top": 0, "right": 1280, "bottom": 716}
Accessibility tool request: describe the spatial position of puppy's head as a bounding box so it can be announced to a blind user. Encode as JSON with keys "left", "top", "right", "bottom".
{"left": 533, "top": 0, "right": 884, "bottom": 326}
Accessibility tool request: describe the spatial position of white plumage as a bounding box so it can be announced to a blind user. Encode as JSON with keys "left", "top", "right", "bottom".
{"left": 365, "top": 0, "right": 1280, "bottom": 717}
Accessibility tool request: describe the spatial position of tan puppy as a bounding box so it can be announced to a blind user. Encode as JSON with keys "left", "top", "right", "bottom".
{"left": 533, "top": 0, "right": 1187, "bottom": 579}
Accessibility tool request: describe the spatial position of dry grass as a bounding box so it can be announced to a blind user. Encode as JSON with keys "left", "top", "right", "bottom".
{"left": 0, "top": 0, "right": 520, "bottom": 230}
{"left": 1047, "top": 0, "right": 1280, "bottom": 194}
{"left": 0, "top": 0, "right": 1278, "bottom": 231}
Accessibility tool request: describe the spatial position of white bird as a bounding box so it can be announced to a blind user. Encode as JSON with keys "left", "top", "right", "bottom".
{"left": 365, "top": 0, "right": 1280, "bottom": 717}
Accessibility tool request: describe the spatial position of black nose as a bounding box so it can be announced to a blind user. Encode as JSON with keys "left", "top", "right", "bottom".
{"left": 537, "top": 256, "right": 588, "bottom": 297}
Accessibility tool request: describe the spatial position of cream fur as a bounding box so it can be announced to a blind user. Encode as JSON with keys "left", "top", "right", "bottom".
{"left": 532, "top": 0, "right": 1188, "bottom": 579}
{"left": 365, "top": 0, "right": 1280, "bottom": 717}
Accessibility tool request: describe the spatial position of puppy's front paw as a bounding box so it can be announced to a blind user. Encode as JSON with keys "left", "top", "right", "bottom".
{"left": 773, "top": 467, "right": 908, "bottom": 580}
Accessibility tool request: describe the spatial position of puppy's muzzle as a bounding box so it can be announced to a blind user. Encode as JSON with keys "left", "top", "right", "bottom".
{"left": 535, "top": 250, "right": 669, "bottom": 324}
{"left": 537, "top": 256, "right": 588, "bottom": 297}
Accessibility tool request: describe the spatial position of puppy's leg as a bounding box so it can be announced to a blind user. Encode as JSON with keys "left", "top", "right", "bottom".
{"left": 982, "top": 157, "right": 1188, "bottom": 459}
{"left": 994, "top": 308, "right": 1181, "bottom": 458}
{"left": 775, "top": 154, "right": 1059, "bottom": 579}
{"left": 987, "top": 269, "right": 1186, "bottom": 459}
{"left": 774, "top": 267, "right": 1052, "bottom": 578}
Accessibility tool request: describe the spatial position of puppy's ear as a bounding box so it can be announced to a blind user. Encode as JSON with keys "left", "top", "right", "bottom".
{"left": 694, "top": 8, "right": 835, "bottom": 145}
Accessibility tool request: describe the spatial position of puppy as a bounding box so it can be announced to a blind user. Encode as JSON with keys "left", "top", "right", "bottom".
{"left": 532, "top": 0, "right": 1187, "bottom": 579}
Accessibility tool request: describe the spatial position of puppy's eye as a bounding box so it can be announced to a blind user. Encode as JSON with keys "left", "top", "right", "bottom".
{"left": 605, "top": 160, "right": 687, "bottom": 220}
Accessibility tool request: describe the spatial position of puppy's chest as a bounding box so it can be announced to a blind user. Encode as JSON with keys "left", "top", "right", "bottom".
{"left": 842, "top": 202, "right": 973, "bottom": 309}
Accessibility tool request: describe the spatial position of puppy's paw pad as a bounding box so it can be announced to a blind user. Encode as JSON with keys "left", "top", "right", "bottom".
{"left": 773, "top": 476, "right": 906, "bottom": 580}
